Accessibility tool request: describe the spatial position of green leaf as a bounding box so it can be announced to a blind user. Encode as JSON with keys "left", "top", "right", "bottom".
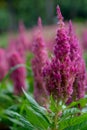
{"left": 67, "top": 97, "right": 87, "bottom": 108}
{"left": 65, "top": 120, "right": 87, "bottom": 130}
{"left": 50, "top": 95, "right": 58, "bottom": 112}
{"left": 5, "top": 110, "right": 35, "bottom": 130}
{"left": 61, "top": 108, "right": 81, "bottom": 119}
{"left": 23, "top": 90, "right": 50, "bottom": 126}
{"left": 26, "top": 106, "right": 49, "bottom": 130}
{"left": 59, "top": 113, "right": 87, "bottom": 130}
{"left": 23, "top": 89, "right": 46, "bottom": 113}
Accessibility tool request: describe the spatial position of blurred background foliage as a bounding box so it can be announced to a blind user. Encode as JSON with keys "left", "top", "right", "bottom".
{"left": 0, "top": 0, "right": 87, "bottom": 32}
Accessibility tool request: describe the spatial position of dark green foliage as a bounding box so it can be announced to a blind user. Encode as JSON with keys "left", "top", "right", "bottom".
{"left": 1, "top": 0, "right": 87, "bottom": 32}
{"left": 14, "top": 0, "right": 46, "bottom": 27}
{"left": 55, "top": 0, "right": 87, "bottom": 20}
{"left": 0, "top": 9, "right": 10, "bottom": 32}
{"left": 1, "top": 84, "right": 87, "bottom": 130}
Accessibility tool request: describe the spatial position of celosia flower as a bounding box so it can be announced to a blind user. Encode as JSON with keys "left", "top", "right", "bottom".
{"left": 8, "top": 37, "right": 25, "bottom": 60}
{"left": 43, "top": 6, "right": 86, "bottom": 102}
{"left": 18, "top": 21, "right": 29, "bottom": 51}
{"left": 32, "top": 17, "right": 48, "bottom": 105}
{"left": 0, "top": 48, "right": 8, "bottom": 81}
{"left": 8, "top": 37, "right": 16, "bottom": 52}
{"left": 19, "top": 20, "right": 26, "bottom": 33}
{"left": 43, "top": 6, "right": 74, "bottom": 101}
{"left": 68, "top": 21, "right": 86, "bottom": 100}
{"left": 8, "top": 51, "right": 26, "bottom": 94}
{"left": 16, "top": 37, "right": 26, "bottom": 60}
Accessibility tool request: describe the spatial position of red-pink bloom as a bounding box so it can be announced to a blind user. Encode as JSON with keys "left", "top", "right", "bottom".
{"left": 8, "top": 37, "right": 16, "bottom": 52}
{"left": 43, "top": 6, "right": 86, "bottom": 102}
{"left": 16, "top": 37, "right": 26, "bottom": 60}
{"left": 19, "top": 21, "right": 26, "bottom": 33}
{"left": 0, "top": 48, "right": 8, "bottom": 81}
{"left": 68, "top": 21, "right": 86, "bottom": 100}
{"left": 8, "top": 37, "right": 25, "bottom": 60}
{"left": 32, "top": 17, "right": 48, "bottom": 104}
{"left": 18, "top": 21, "right": 29, "bottom": 51}
{"left": 43, "top": 6, "right": 74, "bottom": 101}
{"left": 8, "top": 51, "right": 26, "bottom": 94}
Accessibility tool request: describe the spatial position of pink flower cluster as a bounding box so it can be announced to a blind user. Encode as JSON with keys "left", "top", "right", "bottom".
{"left": 32, "top": 18, "right": 48, "bottom": 104}
{"left": 0, "top": 6, "right": 86, "bottom": 103}
{"left": 0, "top": 22, "right": 28, "bottom": 94}
{"left": 42, "top": 6, "right": 86, "bottom": 102}
{"left": 8, "top": 21, "right": 30, "bottom": 60}
{"left": 68, "top": 21, "right": 86, "bottom": 100}
{"left": 0, "top": 49, "right": 8, "bottom": 81}
{"left": 8, "top": 51, "right": 26, "bottom": 94}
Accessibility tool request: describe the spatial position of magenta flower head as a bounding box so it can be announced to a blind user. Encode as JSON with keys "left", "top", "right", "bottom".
{"left": 16, "top": 37, "right": 26, "bottom": 60}
{"left": 8, "top": 36, "right": 25, "bottom": 61}
{"left": 18, "top": 21, "right": 29, "bottom": 51}
{"left": 8, "top": 51, "right": 26, "bottom": 94}
{"left": 68, "top": 21, "right": 86, "bottom": 100}
{"left": 0, "top": 48, "right": 8, "bottom": 81}
{"left": 8, "top": 37, "right": 17, "bottom": 52}
{"left": 32, "top": 17, "right": 48, "bottom": 104}
{"left": 43, "top": 6, "right": 74, "bottom": 102}
{"left": 19, "top": 20, "right": 26, "bottom": 33}
{"left": 54, "top": 5, "right": 70, "bottom": 61}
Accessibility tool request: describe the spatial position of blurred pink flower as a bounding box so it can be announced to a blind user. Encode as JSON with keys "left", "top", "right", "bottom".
{"left": 8, "top": 51, "right": 26, "bottom": 94}
{"left": 43, "top": 6, "right": 86, "bottom": 102}
{"left": 8, "top": 37, "right": 25, "bottom": 60}
{"left": 68, "top": 21, "right": 86, "bottom": 100}
{"left": 32, "top": 17, "right": 48, "bottom": 104}
{"left": 0, "top": 48, "right": 8, "bottom": 81}
{"left": 18, "top": 21, "right": 30, "bottom": 51}
{"left": 43, "top": 6, "right": 73, "bottom": 101}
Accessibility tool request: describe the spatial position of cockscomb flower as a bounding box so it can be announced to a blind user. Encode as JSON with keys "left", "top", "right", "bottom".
{"left": 68, "top": 20, "right": 81, "bottom": 62}
{"left": 8, "top": 51, "right": 26, "bottom": 94}
{"left": 19, "top": 20, "right": 26, "bottom": 33}
{"left": 16, "top": 37, "right": 26, "bottom": 60}
{"left": 18, "top": 21, "right": 29, "bottom": 51}
{"left": 32, "top": 17, "right": 48, "bottom": 105}
{"left": 8, "top": 37, "right": 25, "bottom": 61}
{"left": 54, "top": 6, "right": 70, "bottom": 61}
{"left": 8, "top": 37, "right": 16, "bottom": 52}
{"left": 0, "top": 48, "right": 8, "bottom": 81}
{"left": 43, "top": 6, "right": 75, "bottom": 101}
{"left": 68, "top": 21, "right": 86, "bottom": 100}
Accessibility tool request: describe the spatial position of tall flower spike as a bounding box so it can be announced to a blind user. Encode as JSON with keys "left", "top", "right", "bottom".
{"left": 8, "top": 36, "right": 25, "bottom": 61}
{"left": 68, "top": 20, "right": 80, "bottom": 63}
{"left": 69, "top": 20, "right": 72, "bottom": 34}
{"left": 19, "top": 20, "right": 26, "bottom": 33}
{"left": 0, "top": 48, "right": 8, "bottom": 81}
{"left": 56, "top": 5, "right": 64, "bottom": 27}
{"left": 32, "top": 18, "right": 48, "bottom": 105}
{"left": 18, "top": 21, "right": 29, "bottom": 51}
{"left": 16, "top": 37, "right": 26, "bottom": 60}
{"left": 8, "top": 51, "right": 26, "bottom": 94}
{"left": 38, "top": 17, "right": 42, "bottom": 29}
{"left": 57, "top": 5, "right": 63, "bottom": 21}
{"left": 8, "top": 37, "right": 16, "bottom": 52}
{"left": 68, "top": 20, "right": 86, "bottom": 100}
{"left": 43, "top": 6, "right": 74, "bottom": 102}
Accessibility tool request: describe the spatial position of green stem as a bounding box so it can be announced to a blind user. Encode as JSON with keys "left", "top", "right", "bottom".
{"left": 53, "top": 112, "right": 59, "bottom": 130}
